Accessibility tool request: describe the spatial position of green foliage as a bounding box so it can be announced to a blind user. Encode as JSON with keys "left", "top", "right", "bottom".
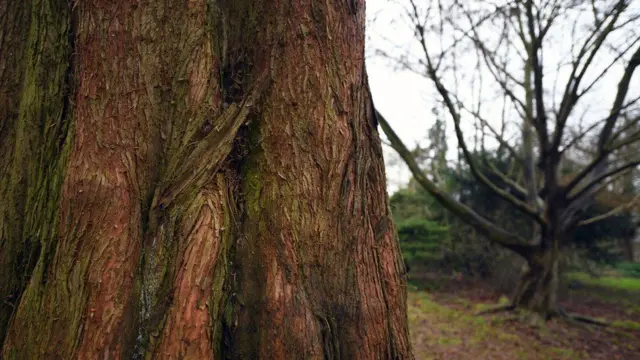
{"left": 390, "top": 187, "right": 496, "bottom": 275}
{"left": 394, "top": 216, "right": 449, "bottom": 264}
{"left": 446, "top": 149, "right": 635, "bottom": 267}
{"left": 392, "top": 137, "right": 636, "bottom": 278}
{"left": 391, "top": 189, "right": 447, "bottom": 261}
{"left": 615, "top": 262, "right": 640, "bottom": 278}
{"left": 565, "top": 272, "right": 640, "bottom": 292}
{"left": 572, "top": 205, "right": 635, "bottom": 264}
{"left": 389, "top": 189, "right": 437, "bottom": 222}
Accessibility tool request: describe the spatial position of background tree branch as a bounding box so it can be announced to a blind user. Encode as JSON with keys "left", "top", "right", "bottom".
{"left": 377, "top": 109, "right": 537, "bottom": 257}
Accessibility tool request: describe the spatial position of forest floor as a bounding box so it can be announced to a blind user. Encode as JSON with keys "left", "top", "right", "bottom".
{"left": 407, "top": 273, "right": 640, "bottom": 360}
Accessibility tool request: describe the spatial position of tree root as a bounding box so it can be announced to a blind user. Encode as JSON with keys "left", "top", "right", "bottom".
{"left": 473, "top": 303, "right": 611, "bottom": 329}
{"left": 557, "top": 306, "right": 610, "bottom": 327}
{"left": 474, "top": 304, "right": 547, "bottom": 327}
{"left": 474, "top": 304, "right": 515, "bottom": 316}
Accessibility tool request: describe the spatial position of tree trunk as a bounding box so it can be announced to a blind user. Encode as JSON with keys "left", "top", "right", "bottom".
{"left": 0, "top": 1, "right": 412, "bottom": 359}
{"left": 511, "top": 246, "right": 560, "bottom": 324}
{"left": 619, "top": 237, "right": 635, "bottom": 262}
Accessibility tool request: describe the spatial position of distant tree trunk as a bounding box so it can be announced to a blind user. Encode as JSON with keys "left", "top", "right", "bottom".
{"left": 511, "top": 244, "right": 560, "bottom": 323}
{"left": 619, "top": 237, "right": 635, "bottom": 262}
{"left": 0, "top": 1, "right": 412, "bottom": 359}
{"left": 510, "top": 190, "right": 564, "bottom": 322}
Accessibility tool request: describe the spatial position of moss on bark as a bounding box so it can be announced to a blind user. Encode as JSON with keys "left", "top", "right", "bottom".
{"left": 0, "top": 0, "right": 72, "bottom": 348}
{"left": 1, "top": 1, "right": 412, "bottom": 358}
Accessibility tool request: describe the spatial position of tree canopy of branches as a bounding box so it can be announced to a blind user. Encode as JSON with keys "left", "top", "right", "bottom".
{"left": 374, "top": 0, "right": 640, "bottom": 323}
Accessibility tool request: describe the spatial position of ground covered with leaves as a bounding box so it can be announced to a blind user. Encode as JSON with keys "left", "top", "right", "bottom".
{"left": 407, "top": 274, "right": 640, "bottom": 359}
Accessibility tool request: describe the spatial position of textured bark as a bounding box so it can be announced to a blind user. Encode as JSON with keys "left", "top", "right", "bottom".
{"left": 511, "top": 245, "right": 560, "bottom": 323}
{"left": 1, "top": 0, "right": 412, "bottom": 359}
{"left": 0, "top": 0, "right": 72, "bottom": 347}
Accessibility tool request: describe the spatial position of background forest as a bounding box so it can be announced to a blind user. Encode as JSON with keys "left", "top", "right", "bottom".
{"left": 368, "top": 0, "right": 640, "bottom": 358}
{"left": 1, "top": 0, "right": 638, "bottom": 358}
{"left": 385, "top": 130, "right": 640, "bottom": 360}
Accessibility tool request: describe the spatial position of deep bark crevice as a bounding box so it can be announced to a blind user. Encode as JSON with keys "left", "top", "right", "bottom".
{"left": 1, "top": 0, "right": 412, "bottom": 358}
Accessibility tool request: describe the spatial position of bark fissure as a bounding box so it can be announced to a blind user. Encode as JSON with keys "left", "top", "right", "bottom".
{"left": 0, "top": 0, "right": 73, "bottom": 349}
{"left": 1, "top": 0, "right": 412, "bottom": 358}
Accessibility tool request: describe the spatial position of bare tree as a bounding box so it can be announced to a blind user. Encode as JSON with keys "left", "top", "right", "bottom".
{"left": 374, "top": 0, "right": 640, "bottom": 323}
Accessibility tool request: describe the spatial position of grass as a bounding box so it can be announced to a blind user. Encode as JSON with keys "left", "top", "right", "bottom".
{"left": 407, "top": 273, "right": 640, "bottom": 359}
{"left": 407, "top": 291, "right": 584, "bottom": 360}
{"left": 612, "top": 320, "right": 640, "bottom": 331}
{"left": 473, "top": 295, "right": 510, "bottom": 313}
{"left": 563, "top": 271, "right": 640, "bottom": 319}
{"left": 565, "top": 272, "right": 640, "bottom": 292}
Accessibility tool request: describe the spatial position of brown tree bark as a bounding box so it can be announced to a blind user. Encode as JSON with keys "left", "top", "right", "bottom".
{"left": 0, "top": 1, "right": 412, "bottom": 359}
{"left": 510, "top": 244, "right": 560, "bottom": 324}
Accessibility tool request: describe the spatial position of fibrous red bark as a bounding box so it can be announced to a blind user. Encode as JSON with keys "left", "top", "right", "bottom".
{"left": 0, "top": 1, "right": 412, "bottom": 359}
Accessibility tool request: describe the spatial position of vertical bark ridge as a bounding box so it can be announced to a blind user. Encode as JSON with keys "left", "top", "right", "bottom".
{"left": 150, "top": 175, "right": 230, "bottom": 359}
{"left": 2, "top": 0, "right": 412, "bottom": 358}
{"left": 0, "top": 1, "right": 33, "bottom": 344}
{"left": 4, "top": 1, "right": 152, "bottom": 357}
{"left": 132, "top": 0, "right": 226, "bottom": 356}
{"left": 226, "top": 0, "right": 412, "bottom": 358}
{"left": 0, "top": 0, "right": 72, "bottom": 349}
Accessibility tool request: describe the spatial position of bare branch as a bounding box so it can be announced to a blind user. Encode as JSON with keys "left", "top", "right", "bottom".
{"left": 561, "top": 96, "right": 640, "bottom": 155}
{"left": 568, "top": 158, "right": 640, "bottom": 205}
{"left": 485, "top": 161, "right": 542, "bottom": 208}
{"left": 538, "top": 0, "right": 561, "bottom": 40}
{"left": 606, "top": 128, "right": 640, "bottom": 153}
{"left": 523, "top": 54, "right": 540, "bottom": 210}
{"left": 573, "top": 166, "right": 634, "bottom": 208}
{"left": 432, "top": 2, "right": 503, "bottom": 72}
{"left": 452, "top": 94, "right": 525, "bottom": 165}
{"left": 525, "top": 0, "right": 550, "bottom": 154}
{"left": 597, "top": 44, "right": 640, "bottom": 150}
{"left": 551, "top": 1, "right": 627, "bottom": 153}
{"left": 376, "top": 109, "right": 536, "bottom": 256}
{"left": 411, "top": 14, "right": 545, "bottom": 224}
{"left": 577, "top": 195, "right": 639, "bottom": 226}
{"left": 563, "top": 44, "right": 640, "bottom": 196}
{"left": 454, "top": 3, "right": 528, "bottom": 115}
{"left": 559, "top": 120, "right": 602, "bottom": 155}
{"left": 577, "top": 37, "right": 640, "bottom": 97}
{"left": 610, "top": 106, "right": 640, "bottom": 141}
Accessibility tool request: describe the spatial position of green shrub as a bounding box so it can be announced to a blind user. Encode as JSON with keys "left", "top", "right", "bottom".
{"left": 395, "top": 217, "right": 449, "bottom": 267}
{"left": 615, "top": 262, "right": 640, "bottom": 278}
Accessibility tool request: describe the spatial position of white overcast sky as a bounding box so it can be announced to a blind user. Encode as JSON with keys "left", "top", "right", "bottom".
{"left": 365, "top": 0, "right": 640, "bottom": 193}
{"left": 366, "top": 0, "right": 433, "bottom": 192}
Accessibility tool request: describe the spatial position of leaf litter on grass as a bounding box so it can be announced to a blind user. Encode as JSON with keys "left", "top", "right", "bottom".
{"left": 408, "top": 278, "right": 640, "bottom": 360}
